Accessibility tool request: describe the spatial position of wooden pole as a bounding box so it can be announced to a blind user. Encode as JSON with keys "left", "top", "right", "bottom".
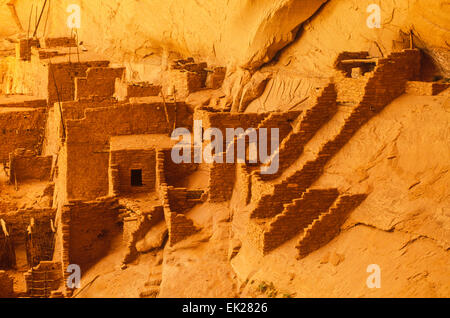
{"left": 33, "top": 0, "right": 49, "bottom": 38}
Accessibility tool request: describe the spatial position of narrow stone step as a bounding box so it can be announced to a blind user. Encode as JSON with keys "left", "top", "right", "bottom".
{"left": 139, "top": 286, "right": 159, "bottom": 298}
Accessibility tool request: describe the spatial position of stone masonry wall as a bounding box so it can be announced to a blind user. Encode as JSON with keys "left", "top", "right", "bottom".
{"left": 260, "top": 83, "right": 337, "bottom": 180}
{"left": 46, "top": 61, "right": 110, "bottom": 106}
{"left": 209, "top": 162, "right": 236, "bottom": 203}
{"left": 65, "top": 197, "right": 120, "bottom": 270}
{"left": 261, "top": 189, "right": 339, "bottom": 253}
{"left": 110, "top": 148, "right": 156, "bottom": 194}
{"left": 64, "top": 100, "right": 183, "bottom": 200}
{"left": 9, "top": 151, "right": 52, "bottom": 182}
{"left": 250, "top": 49, "right": 420, "bottom": 220}
{"left": 0, "top": 107, "right": 47, "bottom": 161}
{"left": 296, "top": 194, "right": 367, "bottom": 258}
{"left": 0, "top": 208, "right": 56, "bottom": 243}
{"left": 0, "top": 270, "right": 14, "bottom": 297}
{"left": 24, "top": 261, "right": 62, "bottom": 298}
{"left": 75, "top": 67, "right": 125, "bottom": 100}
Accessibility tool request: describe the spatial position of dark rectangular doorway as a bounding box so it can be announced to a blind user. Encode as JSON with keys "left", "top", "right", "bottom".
{"left": 130, "top": 169, "right": 143, "bottom": 187}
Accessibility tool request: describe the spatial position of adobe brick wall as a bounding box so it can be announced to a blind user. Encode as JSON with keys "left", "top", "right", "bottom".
{"left": 0, "top": 270, "right": 14, "bottom": 297}
{"left": 160, "top": 184, "right": 200, "bottom": 246}
{"left": 9, "top": 151, "right": 52, "bottom": 183}
{"left": 164, "top": 59, "right": 208, "bottom": 98}
{"left": 75, "top": 67, "right": 125, "bottom": 100}
{"left": 110, "top": 149, "right": 156, "bottom": 194}
{"left": 164, "top": 72, "right": 207, "bottom": 99}
{"left": 296, "top": 194, "right": 367, "bottom": 258}
{"left": 256, "top": 110, "right": 302, "bottom": 143}
{"left": 0, "top": 107, "right": 47, "bottom": 161}
{"left": 335, "top": 75, "right": 368, "bottom": 104}
{"left": 156, "top": 156, "right": 200, "bottom": 246}
{"left": 167, "top": 186, "right": 203, "bottom": 213}
{"left": 199, "top": 110, "right": 268, "bottom": 131}
{"left": 156, "top": 150, "right": 166, "bottom": 195}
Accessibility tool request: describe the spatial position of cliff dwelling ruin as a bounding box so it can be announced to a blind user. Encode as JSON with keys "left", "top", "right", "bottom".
{"left": 0, "top": 0, "right": 449, "bottom": 299}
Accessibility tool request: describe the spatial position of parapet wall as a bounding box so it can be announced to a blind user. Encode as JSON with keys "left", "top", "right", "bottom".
{"left": 9, "top": 150, "right": 52, "bottom": 183}
{"left": 260, "top": 84, "right": 338, "bottom": 180}
{"left": 46, "top": 61, "right": 110, "bottom": 106}
{"left": 75, "top": 67, "right": 125, "bottom": 100}
{"left": 0, "top": 107, "right": 47, "bottom": 161}
{"left": 115, "top": 81, "right": 162, "bottom": 101}
{"left": 44, "top": 37, "right": 77, "bottom": 48}
{"left": 163, "top": 59, "right": 208, "bottom": 98}
{"left": 60, "top": 98, "right": 121, "bottom": 121}
{"left": 196, "top": 109, "right": 268, "bottom": 131}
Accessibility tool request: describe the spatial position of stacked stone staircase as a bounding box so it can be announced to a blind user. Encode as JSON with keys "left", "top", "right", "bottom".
{"left": 139, "top": 250, "right": 164, "bottom": 298}
{"left": 247, "top": 49, "right": 421, "bottom": 258}
{"left": 258, "top": 83, "right": 338, "bottom": 179}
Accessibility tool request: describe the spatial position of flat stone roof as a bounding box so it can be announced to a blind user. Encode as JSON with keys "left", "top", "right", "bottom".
{"left": 35, "top": 46, "right": 110, "bottom": 65}
{"left": 0, "top": 107, "right": 37, "bottom": 113}
{"left": 110, "top": 134, "right": 181, "bottom": 151}
{"left": 0, "top": 95, "right": 47, "bottom": 108}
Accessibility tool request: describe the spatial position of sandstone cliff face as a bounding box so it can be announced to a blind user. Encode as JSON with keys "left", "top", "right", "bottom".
{"left": 246, "top": 0, "right": 450, "bottom": 112}
{"left": 0, "top": 0, "right": 448, "bottom": 298}
{"left": 1, "top": 1, "right": 448, "bottom": 73}
{"left": 0, "top": 0, "right": 326, "bottom": 69}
